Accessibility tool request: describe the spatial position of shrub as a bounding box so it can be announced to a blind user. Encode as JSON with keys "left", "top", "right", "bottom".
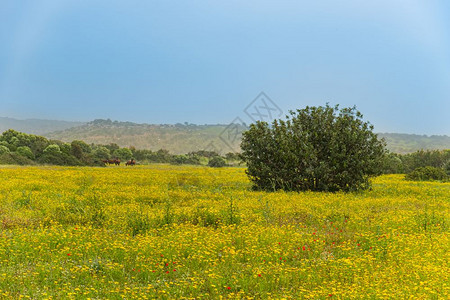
{"left": 405, "top": 166, "right": 448, "bottom": 182}
{"left": 444, "top": 160, "right": 450, "bottom": 176}
{"left": 0, "top": 153, "right": 35, "bottom": 165}
{"left": 240, "top": 105, "right": 386, "bottom": 192}
{"left": 208, "top": 156, "right": 227, "bottom": 168}
{"left": 172, "top": 154, "right": 201, "bottom": 165}
{"left": 113, "top": 148, "right": 133, "bottom": 161}
{"left": 0, "top": 145, "right": 10, "bottom": 155}
{"left": 37, "top": 152, "right": 81, "bottom": 166}
{"left": 16, "top": 146, "right": 34, "bottom": 160}
{"left": 93, "top": 146, "right": 111, "bottom": 160}
{"left": 43, "top": 144, "right": 62, "bottom": 155}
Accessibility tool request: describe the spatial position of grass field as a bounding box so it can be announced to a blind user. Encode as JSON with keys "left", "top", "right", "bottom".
{"left": 0, "top": 165, "right": 448, "bottom": 299}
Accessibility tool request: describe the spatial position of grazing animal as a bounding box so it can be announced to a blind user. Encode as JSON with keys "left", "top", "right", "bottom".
{"left": 126, "top": 159, "right": 136, "bottom": 166}
{"left": 106, "top": 159, "right": 120, "bottom": 166}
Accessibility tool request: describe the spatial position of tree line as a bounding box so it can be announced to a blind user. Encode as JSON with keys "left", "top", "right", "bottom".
{"left": 0, "top": 129, "right": 237, "bottom": 167}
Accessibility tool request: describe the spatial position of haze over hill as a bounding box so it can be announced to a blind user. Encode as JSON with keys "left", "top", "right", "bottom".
{"left": 45, "top": 119, "right": 243, "bottom": 154}
{"left": 1, "top": 118, "right": 449, "bottom": 154}
{"left": 46, "top": 119, "right": 450, "bottom": 154}
{"left": 0, "top": 117, "right": 84, "bottom": 135}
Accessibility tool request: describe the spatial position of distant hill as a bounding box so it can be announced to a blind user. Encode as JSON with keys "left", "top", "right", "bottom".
{"left": 0, "top": 117, "right": 84, "bottom": 135}
{"left": 46, "top": 119, "right": 245, "bottom": 154}
{"left": 2, "top": 118, "right": 449, "bottom": 154}
{"left": 44, "top": 119, "right": 449, "bottom": 154}
{"left": 377, "top": 133, "right": 450, "bottom": 154}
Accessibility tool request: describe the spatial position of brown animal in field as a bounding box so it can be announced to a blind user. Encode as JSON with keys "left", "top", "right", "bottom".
{"left": 125, "top": 159, "right": 136, "bottom": 166}
{"left": 106, "top": 159, "right": 120, "bottom": 166}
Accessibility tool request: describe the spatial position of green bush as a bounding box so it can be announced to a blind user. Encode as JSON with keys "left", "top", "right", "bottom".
{"left": 37, "top": 152, "right": 82, "bottom": 166}
{"left": 444, "top": 160, "right": 450, "bottom": 176}
{"left": 16, "top": 146, "right": 34, "bottom": 159}
{"left": 0, "top": 145, "right": 10, "bottom": 155}
{"left": 0, "top": 153, "right": 35, "bottom": 165}
{"left": 400, "top": 150, "right": 450, "bottom": 173}
{"left": 208, "top": 156, "right": 227, "bottom": 168}
{"left": 172, "top": 154, "right": 201, "bottom": 165}
{"left": 240, "top": 105, "right": 386, "bottom": 192}
{"left": 43, "top": 144, "right": 62, "bottom": 155}
{"left": 112, "top": 148, "right": 133, "bottom": 160}
{"left": 405, "top": 166, "right": 448, "bottom": 182}
{"left": 93, "top": 146, "right": 111, "bottom": 160}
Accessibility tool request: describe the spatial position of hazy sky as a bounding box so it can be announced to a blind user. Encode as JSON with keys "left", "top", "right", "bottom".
{"left": 0, "top": 0, "right": 449, "bottom": 134}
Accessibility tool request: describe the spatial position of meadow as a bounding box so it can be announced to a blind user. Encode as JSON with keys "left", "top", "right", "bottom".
{"left": 0, "top": 165, "right": 448, "bottom": 299}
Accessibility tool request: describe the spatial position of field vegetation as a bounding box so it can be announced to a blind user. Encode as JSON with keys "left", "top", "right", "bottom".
{"left": 0, "top": 165, "right": 448, "bottom": 299}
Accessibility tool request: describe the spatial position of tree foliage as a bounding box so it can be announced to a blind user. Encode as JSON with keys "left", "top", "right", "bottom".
{"left": 208, "top": 156, "right": 227, "bottom": 168}
{"left": 405, "top": 166, "right": 448, "bottom": 182}
{"left": 113, "top": 148, "right": 133, "bottom": 160}
{"left": 240, "top": 105, "right": 387, "bottom": 192}
{"left": 16, "top": 146, "right": 34, "bottom": 159}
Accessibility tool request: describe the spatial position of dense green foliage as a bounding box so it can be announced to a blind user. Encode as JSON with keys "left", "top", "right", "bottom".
{"left": 241, "top": 105, "right": 386, "bottom": 192}
{"left": 0, "top": 130, "right": 106, "bottom": 166}
{"left": 208, "top": 156, "right": 227, "bottom": 168}
{"left": 381, "top": 149, "right": 450, "bottom": 181}
{"left": 405, "top": 166, "right": 448, "bottom": 182}
{"left": 400, "top": 149, "right": 450, "bottom": 173}
{"left": 0, "top": 129, "right": 231, "bottom": 167}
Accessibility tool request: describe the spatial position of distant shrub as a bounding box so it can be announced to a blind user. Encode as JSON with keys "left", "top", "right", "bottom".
{"left": 37, "top": 152, "right": 81, "bottom": 166}
{"left": 400, "top": 149, "right": 450, "bottom": 173}
{"left": 381, "top": 153, "right": 404, "bottom": 174}
{"left": 0, "top": 141, "right": 10, "bottom": 149}
{"left": 113, "top": 148, "right": 133, "bottom": 160}
{"left": 444, "top": 160, "right": 450, "bottom": 176}
{"left": 0, "top": 153, "right": 35, "bottom": 165}
{"left": 0, "top": 145, "right": 10, "bottom": 155}
{"left": 43, "top": 144, "right": 62, "bottom": 155}
{"left": 405, "top": 166, "right": 448, "bottom": 182}
{"left": 16, "top": 146, "right": 34, "bottom": 160}
{"left": 208, "top": 156, "right": 227, "bottom": 168}
{"left": 93, "top": 146, "right": 111, "bottom": 160}
{"left": 172, "top": 154, "right": 201, "bottom": 165}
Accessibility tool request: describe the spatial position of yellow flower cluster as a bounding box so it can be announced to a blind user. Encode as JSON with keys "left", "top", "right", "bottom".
{"left": 0, "top": 166, "right": 448, "bottom": 299}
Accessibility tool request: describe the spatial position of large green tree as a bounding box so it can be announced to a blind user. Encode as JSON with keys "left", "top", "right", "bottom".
{"left": 240, "top": 105, "right": 386, "bottom": 192}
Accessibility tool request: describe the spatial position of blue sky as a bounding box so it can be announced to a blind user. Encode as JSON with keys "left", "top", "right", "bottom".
{"left": 0, "top": 0, "right": 449, "bottom": 134}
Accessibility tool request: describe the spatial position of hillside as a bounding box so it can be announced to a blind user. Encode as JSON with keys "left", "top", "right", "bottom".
{"left": 43, "top": 119, "right": 450, "bottom": 154}
{"left": 377, "top": 133, "right": 450, "bottom": 154}
{"left": 46, "top": 119, "right": 244, "bottom": 154}
{"left": 0, "top": 117, "right": 84, "bottom": 135}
